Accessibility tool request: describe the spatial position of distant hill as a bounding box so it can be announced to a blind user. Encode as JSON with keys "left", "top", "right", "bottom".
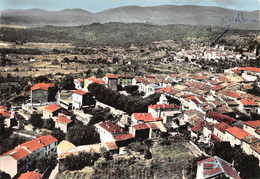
{"left": 0, "top": 5, "right": 259, "bottom": 30}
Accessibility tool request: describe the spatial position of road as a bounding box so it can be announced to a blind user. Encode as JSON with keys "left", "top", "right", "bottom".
{"left": 184, "top": 142, "right": 204, "bottom": 157}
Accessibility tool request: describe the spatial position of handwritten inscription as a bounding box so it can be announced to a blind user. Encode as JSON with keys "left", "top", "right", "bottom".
{"left": 222, "top": 12, "right": 257, "bottom": 25}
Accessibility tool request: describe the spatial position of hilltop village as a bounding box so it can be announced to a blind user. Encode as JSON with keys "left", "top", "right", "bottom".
{"left": 0, "top": 41, "right": 260, "bottom": 179}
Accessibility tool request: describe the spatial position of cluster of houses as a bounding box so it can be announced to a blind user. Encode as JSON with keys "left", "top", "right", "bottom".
{"left": 0, "top": 135, "right": 57, "bottom": 178}
{"left": 0, "top": 66, "right": 260, "bottom": 178}
{"left": 181, "top": 45, "right": 256, "bottom": 61}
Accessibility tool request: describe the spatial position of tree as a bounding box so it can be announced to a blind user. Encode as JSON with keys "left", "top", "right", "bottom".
{"left": 36, "top": 154, "right": 57, "bottom": 173}
{"left": 0, "top": 170, "right": 11, "bottom": 179}
{"left": 44, "top": 118, "right": 55, "bottom": 130}
{"left": 144, "top": 149, "right": 152, "bottom": 159}
{"left": 59, "top": 75, "right": 75, "bottom": 90}
{"left": 66, "top": 124, "right": 100, "bottom": 146}
{"left": 29, "top": 114, "right": 43, "bottom": 129}
{"left": 51, "top": 128, "right": 65, "bottom": 143}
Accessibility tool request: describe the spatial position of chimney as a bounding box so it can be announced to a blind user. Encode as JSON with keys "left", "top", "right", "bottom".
{"left": 38, "top": 140, "right": 41, "bottom": 144}
{"left": 113, "top": 129, "right": 116, "bottom": 133}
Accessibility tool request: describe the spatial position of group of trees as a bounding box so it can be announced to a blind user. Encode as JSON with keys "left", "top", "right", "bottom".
{"left": 66, "top": 123, "right": 100, "bottom": 146}
{"left": 64, "top": 151, "right": 100, "bottom": 171}
{"left": 36, "top": 154, "right": 57, "bottom": 173}
{"left": 88, "top": 83, "right": 162, "bottom": 114}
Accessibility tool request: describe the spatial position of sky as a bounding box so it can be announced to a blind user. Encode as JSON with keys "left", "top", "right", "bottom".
{"left": 0, "top": 0, "right": 259, "bottom": 12}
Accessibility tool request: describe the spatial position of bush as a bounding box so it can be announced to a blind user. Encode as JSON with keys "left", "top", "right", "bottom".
{"left": 144, "top": 149, "right": 152, "bottom": 159}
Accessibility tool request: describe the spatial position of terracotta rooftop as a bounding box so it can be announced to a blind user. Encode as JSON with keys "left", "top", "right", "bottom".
{"left": 0, "top": 110, "right": 10, "bottom": 117}
{"left": 231, "top": 69, "right": 241, "bottom": 73}
{"left": 244, "top": 120, "right": 260, "bottom": 129}
{"left": 191, "top": 121, "right": 204, "bottom": 133}
{"left": 105, "top": 142, "right": 118, "bottom": 150}
{"left": 144, "top": 75, "right": 156, "bottom": 79}
{"left": 73, "top": 89, "right": 87, "bottom": 96}
{"left": 148, "top": 123, "right": 160, "bottom": 130}
{"left": 97, "top": 121, "right": 124, "bottom": 134}
{"left": 58, "top": 151, "right": 80, "bottom": 159}
{"left": 45, "top": 104, "right": 61, "bottom": 113}
{"left": 210, "top": 133, "right": 222, "bottom": 142}
{"left": 223, "top": 92, "right": 241, "bottom": 99}
{"left": 0, "top": 106, "right": 7, "bottom": 110}
{"left": 19, "top": 171, "right": 43, "bottom": 179}
{"left": 226, "top": 127, "right": 251, "bottom": 140}
{"left": 218, "top": 76, "right": 230, "bottom": 82}
{"left": 113, "top": 133, "right": 134, "bottom": 141}
{"left": 76, "top": 78, "right": 84, "bottom": 82}
{"left": 149, "top": 103, "right": 179, "bottom": 110}
{"left": 31, "top": 83, "right": 54, "bottom": 91}
{"left": 197, "top": 156, "right": 241, "bottom": 179}
{"left": 20, "top": 135, "right": 57, "bottom": 152}
{"left": 214, "top": 122, "right": 231, "bottom": 133}
{"left": 241, "top": 98, "right": 258, "bottom": 106}
{"left": 133, "top": 113, "right": 155, "bottom": 122}
{"left": 1, "top": 148, "right": 30, "bottom": 161}
{"left": 106, "top": 74, "right": 118, "bottom": 79}
{"left": 56, "top": 116, "right": 72, "bottom": 125}
{"left": 133, "top": 123, "right": 149, "bottom": 130}
{"left": 211, "top": 85, "right": 225, "bottom": 91}
{"left": 206, "top": 111, "right": 236, "bottom": 124}
{"left": 238, "top": 67, "right": 260, "bottom": 73}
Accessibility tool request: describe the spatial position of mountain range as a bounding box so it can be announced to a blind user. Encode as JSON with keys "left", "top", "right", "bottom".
{"left": 0, "top": 5, "right": 259, "bottom": 30}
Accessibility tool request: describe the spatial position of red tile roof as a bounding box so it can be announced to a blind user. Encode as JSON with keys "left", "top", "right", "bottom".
{"left": 76, "top": 78, "right": 84, "bottom": 82}
{"left": 0, "top": 110, "right": 10, "bottom": 117}
{"left": 0, "top": 106, "right": 7, "bottom": 110}
{"left": 197, "top": 157, "right": 215, "bottom": 165}
{"left": 218, "top": 76, "right": 230, "bottom": 82}
{"left": 105, "top": 142, "right": 118, "bottom": 150}
{"left": 206, "top": 111, "right": 236, "bottom": 124}
{"left": 185, "top": 95, "right": 200, "bottom": 104}
{"left": 98, "top": 121, "right": 124, "bottom": 134}
{"left": 20, "top": 139, "right": 44, "bottom": 152}
{"left": 56, "top": 116, "right": 72, "bottom": 125}
{"left": 148, "top": 123, "right": 160, "bottom": 130}
{"left": 241, "top": 98, "right": 258, "bottom": 106}
{"left": 155, "top": 117, "right": 163, "bottom": 121}
{"left": 238, "top": 67, "right": 260, "bottom": 73}
{"left": 117, "top": 74, "right": 132, "bottom": 78}
{"left": 73, "top": 89, "right": 87, "bottom": 96}
{"left": 58, "top": 151, "right": 80, "bottom": 159}
{"left": 19, "top": 171, "right": 43, "bottom": 179}
{"left": 113, "top": 133, "right": 134, "bottom": 141}
{"left": 149, "top": 103, "right": 179, "bottom": 110}
{"left": 231, "top": 69, "right": 241, "bottom": 73}
{"left": 223, "top": 92, "right": 241, "bottom": 99}
{"left": 204, "top": 166, "right": 223, "bottom": 177}
{"left": 157, "top": 87, "right": 173, "bottom": 93}
{"left": 191, "top": 121, "right": 204, "bottom": 133}
{"left": 45, "top": 104, "right": 61, "bottom": 113}
{"left": 132, "top": 113, "right": 155, "bottom": 122}
{"left": 210, "top": 133, "right": 222, "bottom": 142}
{"left": 144, "top": 75, "right": 156, "bottom": 79}
{"left": 226, "top": 127, "right": 251, "bottom": 140}
{"left": 214, "top": 122, "right": 231, "bottom": 133}
{"left": 133, "top": 123, "right": 149, "bottom": 130}
{"left": 106, "top": 74, "right": 118, "bottom": 79}
{"left": 31, "top": 83, "right": 54, "bottom": 91}
{"left": 244, "top": 120, "right": 260, "bottom": 129}
{"left": 219, "top": 159, "right": 241, "bottom": 179}
{"left": 197, "top": 156, "right": 241, "bottom": 179}
{"left": 1, "top": 148, "right": 30, "bottom": 160}
{"left": 20, "top": 135, "right": 57, "bottom": 152}
{"left": 211, "top": 85, "right": 225, "bottom": 91}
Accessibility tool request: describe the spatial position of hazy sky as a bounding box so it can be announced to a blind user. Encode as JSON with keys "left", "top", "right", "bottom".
{"left": 0, "top": 0, "right": 259, "bottom": 12}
